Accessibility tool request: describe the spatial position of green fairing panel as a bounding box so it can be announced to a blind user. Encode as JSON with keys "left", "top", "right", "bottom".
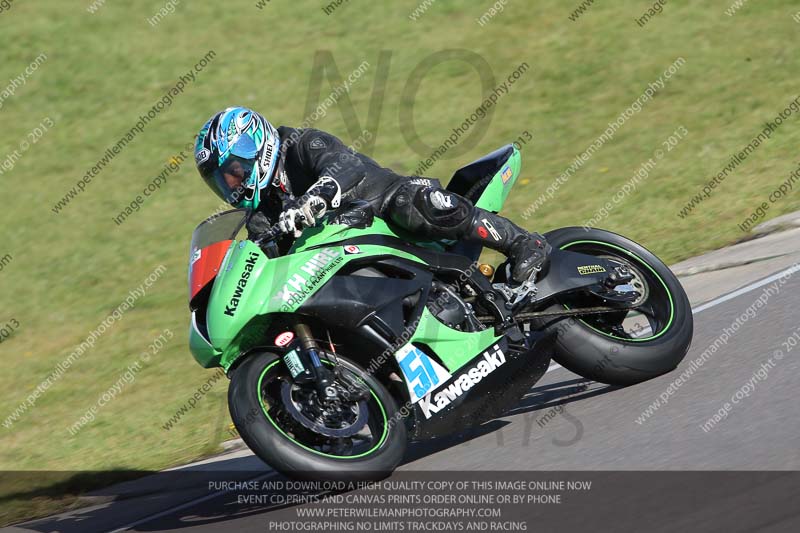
{"left": 292, "top": 216, "right": 405, "bottom": 251}
{"left": 189, "top": 312, "right": 221, "bottom": 368}
{"left": 410, "top": 308, "right": 500, "bottom": 372}
{"left": 202, "top": 228, "right": 427, "bottom": 370}
{"left": 205, "top": 240, "right": 343, "bottom": 369}
{"left": 294, "top": 219, "right": 502, "bottom": 372}
{"left": 474, "top": 146, "right": 522, "bottom": 213}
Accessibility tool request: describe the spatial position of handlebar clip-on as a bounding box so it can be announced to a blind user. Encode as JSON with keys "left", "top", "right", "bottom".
{"left": 251, "top": 202, "right": 328, "bottom": 259}
{"left": 252, "top": 226, "right": 284, "bottom": 259}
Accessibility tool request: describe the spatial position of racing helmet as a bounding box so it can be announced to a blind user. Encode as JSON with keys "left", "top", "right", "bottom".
{"left": 194, "top": 107, "right": 282, "bottom": 210}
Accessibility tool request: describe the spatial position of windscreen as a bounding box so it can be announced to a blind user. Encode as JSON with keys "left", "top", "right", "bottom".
{"left": 188, "top": 209, "right": 248, "bottom": 302}
{"left": 190, "top": 209, "right": 248, "bottom": 253}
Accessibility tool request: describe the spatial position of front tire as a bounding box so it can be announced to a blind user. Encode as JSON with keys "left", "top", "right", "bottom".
{"left": 540, "top": 227, "right": 693, "bottom": 386}
{"left": 228, "top": 351, "right": 407, "bottom": 481}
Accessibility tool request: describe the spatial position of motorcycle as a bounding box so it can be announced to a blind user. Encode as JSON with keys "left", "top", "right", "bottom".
{"left": 187, "top": 144, "right": 693, "bottom": 479}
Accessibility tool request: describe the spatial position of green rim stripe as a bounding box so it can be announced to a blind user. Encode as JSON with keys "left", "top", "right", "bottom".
{"left": 256, "top": 359, "right": 389, "bottom": 460}
{"left": 560, "top": 240, "right": 675, "bottom": 342}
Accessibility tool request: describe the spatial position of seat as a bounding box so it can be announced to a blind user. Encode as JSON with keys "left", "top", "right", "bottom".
{"left": 446, "top": 144, "right": 514, "bottom": 203}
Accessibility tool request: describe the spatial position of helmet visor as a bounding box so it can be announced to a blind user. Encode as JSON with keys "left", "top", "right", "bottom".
{"left": 203, "top": 155, "right": 257, "bottom": 207}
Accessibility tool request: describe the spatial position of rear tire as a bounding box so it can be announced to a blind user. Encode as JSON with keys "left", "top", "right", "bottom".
{"left": 538, "top": 227, "right": 693, "bottom": 386}
{"left": 228, "top": 351, "right": 407, "bottom": 481}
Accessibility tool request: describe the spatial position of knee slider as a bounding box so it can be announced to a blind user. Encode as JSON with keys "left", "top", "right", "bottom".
{"left": 418, "top": 188, "right": 472, "bottom": 229}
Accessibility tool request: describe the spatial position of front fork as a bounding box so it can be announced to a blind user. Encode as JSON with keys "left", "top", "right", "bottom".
{"left": 258, "top": 242, "right": 339, "bottom": 399}
{"left": 283, "top": 322, "right": 337, "bottom": 400}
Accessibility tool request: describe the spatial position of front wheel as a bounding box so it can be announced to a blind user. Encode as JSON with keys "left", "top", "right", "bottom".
{"left": 539, "top": 227, "right": 693, "bottom": 386}
{"left": 228, "top": 351, "right": 407, "bottom": 481}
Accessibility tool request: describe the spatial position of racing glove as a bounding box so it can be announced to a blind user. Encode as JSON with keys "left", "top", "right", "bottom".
{"left": 278, "top": 195, "right": 327, "bottom": 237}
{"left": 277, "top": 176, "right": 342, "bottom": 237}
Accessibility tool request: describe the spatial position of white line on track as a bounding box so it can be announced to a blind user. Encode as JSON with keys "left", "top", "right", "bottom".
{"left": 111, "top": 264, "right": 799, "bottom": 531}
{"left": 691, "top": 263, "right": 800, "bottom": 314}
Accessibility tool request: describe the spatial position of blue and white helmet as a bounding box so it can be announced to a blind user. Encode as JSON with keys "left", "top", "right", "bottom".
{"left": 195, "top": 107, "right": 281, "bottom": 210}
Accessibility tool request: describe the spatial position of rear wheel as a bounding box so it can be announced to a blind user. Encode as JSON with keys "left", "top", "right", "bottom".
{"left": 228, "top": 351, "right": 406, "bottom": 481}
{"left": 539, "top": 227, "right": 693, "bottom": 386}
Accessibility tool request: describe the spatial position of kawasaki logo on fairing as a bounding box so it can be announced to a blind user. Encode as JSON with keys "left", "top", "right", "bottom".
{"left": 418, "top": 345, "right": 506, "bottom": 419}
{"left": 224, "top": 252, "right": 259, "bottom": 317}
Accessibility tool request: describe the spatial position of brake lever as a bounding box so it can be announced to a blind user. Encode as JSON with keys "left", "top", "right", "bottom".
{"left": 253, "top": 202, "right": 326, "bottom": 249}
{"left": 252, "top": 226, "right": 287, "bottom": 259}
{"left": 252, "top": 226, "right": 282, "bottom": 246}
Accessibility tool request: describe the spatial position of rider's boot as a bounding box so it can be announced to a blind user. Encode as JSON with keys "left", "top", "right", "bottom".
{"left": 466, "top": 208, "right": 551, "bottom": 283}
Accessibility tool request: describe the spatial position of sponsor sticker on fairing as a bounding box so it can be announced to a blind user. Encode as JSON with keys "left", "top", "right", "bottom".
{"left": 418, "top": 344, "right": 506, "bottom": 419}
{"left": 395, "top": 344, "right": 452, "bottom": 404}
{"left": 276, "top": 248, "right": 345, "bottom": 312}
{"left": 501, "top": 165, "right": 513, "bottom": 184}
{"left": 275, "top": 331, "right": 294, "bottom": 347}
{"left": 344, "top": 245, "right": 361, "bottom": 255}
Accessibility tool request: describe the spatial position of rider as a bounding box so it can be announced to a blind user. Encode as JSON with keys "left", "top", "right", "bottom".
{"left": 194, "top": 107, "right": 550, "bottom": 283}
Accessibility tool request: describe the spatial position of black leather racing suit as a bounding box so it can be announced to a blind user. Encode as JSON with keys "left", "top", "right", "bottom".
{"left": 255, "top": 127, "right": 547, "bottom": 282}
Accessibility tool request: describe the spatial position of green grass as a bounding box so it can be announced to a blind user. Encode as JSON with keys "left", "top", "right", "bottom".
{"left": 1, "top": 0, "right": 800, "bottom": 524}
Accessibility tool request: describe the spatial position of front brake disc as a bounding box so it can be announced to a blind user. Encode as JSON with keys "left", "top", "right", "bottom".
{"left": 280, "top": 382, "right": 369, "bottom": 438}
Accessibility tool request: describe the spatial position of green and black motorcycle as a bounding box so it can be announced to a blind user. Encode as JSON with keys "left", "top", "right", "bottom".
{"left": 187, "top": 145, "right": 693, "bottom": 479}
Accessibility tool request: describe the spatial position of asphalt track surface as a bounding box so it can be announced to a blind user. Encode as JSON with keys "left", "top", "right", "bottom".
{"left": 9, "top": 265, "right": 800, "bottom": 532}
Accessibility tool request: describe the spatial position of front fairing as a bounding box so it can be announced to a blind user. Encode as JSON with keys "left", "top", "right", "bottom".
{"left": 189, "top": 178, "right": 520, "bottom": 371}
{"left": 206, "top": 240, "right": 346, "bottom": 350}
